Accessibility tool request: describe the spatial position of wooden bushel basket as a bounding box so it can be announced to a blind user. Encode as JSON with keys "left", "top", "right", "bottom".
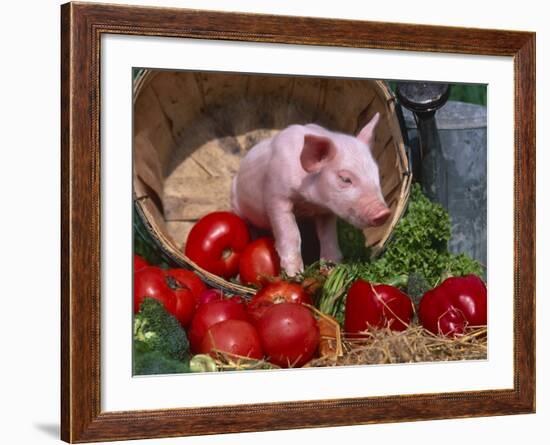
{"left": 133, "top": 70, "right": 412, "bottom": 295}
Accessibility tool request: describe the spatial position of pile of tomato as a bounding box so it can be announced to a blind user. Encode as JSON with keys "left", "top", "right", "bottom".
{"left": 134, "top": 210, "right": 488, "bottom": 369}
{"left": 135, "top": 254, "right": 320, "bottom": 367}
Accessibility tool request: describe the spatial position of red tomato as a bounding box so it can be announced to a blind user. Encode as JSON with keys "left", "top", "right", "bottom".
{"left": 419, "top": 275, "right": 487, "bottom": 337}
{"left": 239, "top": 237, "right": 281, "bottom": 286}
{"left": 197, "top": 288, "right": 224, "bottom": 307}
{"left": 134, "top": 255, "right": 149, "bottom": 273}
{"left": 185, "top": 212, "right": 250, "bottom": 279}
{"left": 200, "top": 319, "right": 263, "bottom": 359}
{"left": 187, "top": 297, "right": 249, "bottom": 353}
{"left": 247, "top": 281, "right": 313, "bottom": 324}
{"left": 134, "top": 267, "right": 176, "bottom": 315}
{"left": 256, "top": 303, "right": 320, "bottom": 368}
{"left": 134, "top": 266, "right": 206, "bottom": 327}
{"left": 171, "top": 288, "right": 196, "bottom": 327}
{"left": 344, "top": 280, "right": 413, "bottom": 335}
{"left": 166, "top": 268, "right": 207, "bottom": 306}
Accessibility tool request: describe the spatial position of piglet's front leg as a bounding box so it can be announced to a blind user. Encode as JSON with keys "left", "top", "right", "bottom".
{"left": 315, "top": 214, "right": 343, "bottom": 263}
{"left": 267, "top": 199, "right": 304, "bottom": 277}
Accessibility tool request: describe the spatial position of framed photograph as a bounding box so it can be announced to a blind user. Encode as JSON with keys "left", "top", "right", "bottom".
{"left": 61, "top": 2, "right": 535, "bottom": 442}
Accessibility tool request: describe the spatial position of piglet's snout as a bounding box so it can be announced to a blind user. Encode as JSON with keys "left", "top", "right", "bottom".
{"left": 362, "top": 202, "right": 391, "bottom": 227}
{"left": 370, "top": 207, "right": 391, "bottom": 226}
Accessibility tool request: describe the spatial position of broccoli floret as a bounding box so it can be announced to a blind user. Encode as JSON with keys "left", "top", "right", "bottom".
{"left": 133, "top": 298, "right": 189, "bottom": 361}
{"left": 133, "top": 341, "right": 190, "bottom": 375}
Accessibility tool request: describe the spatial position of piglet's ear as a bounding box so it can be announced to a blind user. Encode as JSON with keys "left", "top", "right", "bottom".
{"left": 300, "top": 134, "right": 337, "bottom": 173}
{"left": 357, "top": 112, "right": 380, "bottom": 146}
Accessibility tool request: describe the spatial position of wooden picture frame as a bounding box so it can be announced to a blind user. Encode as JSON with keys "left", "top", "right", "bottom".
{"left": 61, "top": 2, "right": 535, "bottom": 442}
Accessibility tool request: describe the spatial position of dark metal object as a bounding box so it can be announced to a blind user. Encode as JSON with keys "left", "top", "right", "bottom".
{"left": 396, "top": 82, "right": 450, "bottom": 206}
{"left": 396, "top": 82, "right": 450, "bottom": 116}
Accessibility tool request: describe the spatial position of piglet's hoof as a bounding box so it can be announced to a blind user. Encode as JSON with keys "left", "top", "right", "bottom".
{"left": 281, "top": 256, "right": 304, "bottom": 277}
{"left": 320, "top": 249, "right": 343, "bottom": 264}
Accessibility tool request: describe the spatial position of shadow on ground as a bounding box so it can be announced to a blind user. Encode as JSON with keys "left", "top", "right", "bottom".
{"left": 33, "top": 423, "right": 59, "bottom": 439}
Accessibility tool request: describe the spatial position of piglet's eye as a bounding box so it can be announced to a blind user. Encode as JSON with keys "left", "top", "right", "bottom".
{"left": 338, "top": 174, "right": 352, "bottom": 185}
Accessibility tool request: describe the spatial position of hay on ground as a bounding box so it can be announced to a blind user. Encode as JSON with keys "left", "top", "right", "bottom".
{"left": 306, "top": 325, "right": 487, "bottom": 368}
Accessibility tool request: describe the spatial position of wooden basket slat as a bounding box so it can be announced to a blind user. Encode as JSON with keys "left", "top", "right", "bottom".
{"left": 134, "top": 86, "right": 176, "bottom": 170}
{"left": 289, "top": 77, "right": 332, "bottom": 123}
{"left": 194, "top": 72, "right": 250, "bottom": 110}
{"left": 148, "top": 72, "right": 205, "bottom": 144}
{"left": 385, "top": 182, "right": 404, "bottom": 208}
{"left": 244, "top": 75, "right": 296, "bottom": 101}
{"left": 134, "top": 133, "right": 164, "bottom": 202}
{"left": 381, "top": 170, "right": 403, "bottom": 198}
{"left": 319, "top": 80, "right": 375, "bottom": 132}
